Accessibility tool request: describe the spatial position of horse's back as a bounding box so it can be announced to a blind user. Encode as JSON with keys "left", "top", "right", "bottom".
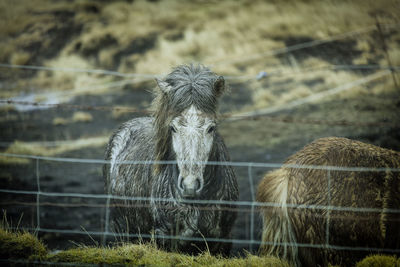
{"left": 285, "top": 137, "right": 400, "bottom": 221}
{"left": 286, "top": 136, "right": 400, "bottom": 168}
{"left": 258, "top": 137, "right": 400, "bottom": 203}
{"left": 283, "top": 136, "right": 400, "bottom": 207}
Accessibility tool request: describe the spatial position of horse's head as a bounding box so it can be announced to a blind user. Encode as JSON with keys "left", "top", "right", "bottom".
{"left": 169, "top": 105, "right": 216, "bottom": 199}
{"left": 154, "top": 64, "right": 226, "bottom": 199}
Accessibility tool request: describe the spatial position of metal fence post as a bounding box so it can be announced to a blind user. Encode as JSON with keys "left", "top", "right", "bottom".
{"left": 103, "top": 193, "right": 111, "bottom": 246}
{"left": 248, "top": 163, "right": 255, "bottom": 252}
{"left": 35, "top": 158, "right": 41, "bottom": 231}
{"left": 325, "top": 169, "right": 331, "bottom": 246}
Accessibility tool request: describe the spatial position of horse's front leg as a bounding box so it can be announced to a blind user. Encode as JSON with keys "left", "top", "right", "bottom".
{"left": 152, "top": 208, "right": 175, "bottom": 247}
{"left": 153, "top": 226, "right": 170, "bottom": 249}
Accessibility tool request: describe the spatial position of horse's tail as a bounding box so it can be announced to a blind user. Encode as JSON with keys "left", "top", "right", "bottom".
{"left": 256, "top": 168, "right": 299, "bottom": 267}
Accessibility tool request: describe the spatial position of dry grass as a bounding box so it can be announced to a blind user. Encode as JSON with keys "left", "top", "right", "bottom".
{"left": 1, "top": 0, "right": 399, "bottom": 119}
{"left": 220, "top": 73, "right": 399, "bottom": 150}
{"left": 4, "top": 137, "right": 107, "bottom": 156}
{"left": 52, "top": 117, "right": 69, "bottom": 126}
{"left": 0, "top": 0, "right": 398, "bottom": 195}
{"left": 72, "top": 111, "right": 93, "bottom": 123}
{"left": 2, "top": 0, "right": 399, "bottom": 99}
{"left": 0, "top": 136, "right": 108, "bottom": 164}
{"left": 52, "top": 112, "right": 93, "bottom": 125}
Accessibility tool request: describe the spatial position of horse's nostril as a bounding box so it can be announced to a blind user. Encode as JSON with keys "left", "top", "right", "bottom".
{"left": 178, "top": 177, "right": 202, "bottom": 197}
{"left": 178, "top": 177, "right": 185, "bottom": 192}
{"left": 183, "top": 188, "right": 196, "bottom": 198}
{"left": 195, "top": 179, "right": 201, "bottom": 191}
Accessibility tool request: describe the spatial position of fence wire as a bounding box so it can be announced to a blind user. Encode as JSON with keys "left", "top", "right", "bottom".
{"left": 1, "top": 68, "right": 397, "bottom": 127}
{"left": 1, "top": 20, "right": 400, "bottom": 264}
{"left": 1, "top": 22, "right": 388, "bottom": 76}
{"left": 209, "top": 23, "right": 400, "bottom": 66}
{"left": 1, "top": 152, "right": 400, "bottom": 257}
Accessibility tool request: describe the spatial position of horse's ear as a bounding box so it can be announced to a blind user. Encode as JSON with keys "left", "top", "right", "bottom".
{"left": 155, "top": 78, "right": 172, "bottom": 94}
{"left": 213, "top": 76, "right": 225, "bottom": 97}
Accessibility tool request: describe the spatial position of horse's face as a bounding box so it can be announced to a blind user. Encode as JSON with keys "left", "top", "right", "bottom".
{"left": 170, "top": 105, "right": 216, "bottom": 199}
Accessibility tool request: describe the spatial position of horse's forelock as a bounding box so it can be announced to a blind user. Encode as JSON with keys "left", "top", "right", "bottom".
{"left": 165, "top": 64, "right": 219, "bottom": 115}
{"left": 152, "top": 64, "right": 221, "bottom": 173}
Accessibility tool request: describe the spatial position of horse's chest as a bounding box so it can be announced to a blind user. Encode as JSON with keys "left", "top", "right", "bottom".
{"left": 175, "top": 206, "right": 222, "bottom": 237}
{"left": 154, "top": 203, "right": 222, "bottom": 237}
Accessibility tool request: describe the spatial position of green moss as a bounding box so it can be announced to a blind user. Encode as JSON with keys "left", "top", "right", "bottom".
{"left": 45, "top": 243, "right": 289, "bottom": 267}
{"left": 221, "top": 253, "right": 290, "bottom": 267}
{"left": 355, "top": 254, "right": 399, "bottom": 267}
{"left": 3, "top": 228, "right": 397, "bottom": 267}
{"left": 47, "top": 247, "right": 133, "bottom": 265}
{"left": 0, "top": 227, "right": 283, "bottom": 266}
{"left": 0, "top": 229, "right": 47, "bottom": 260}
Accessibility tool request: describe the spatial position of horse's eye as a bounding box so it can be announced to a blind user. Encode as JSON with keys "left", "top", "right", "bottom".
{"left": 170, "top": 126, "right": 177, "bottom": 133}
{"left": 207, "top": 126, "right": 215, "bottom": 134}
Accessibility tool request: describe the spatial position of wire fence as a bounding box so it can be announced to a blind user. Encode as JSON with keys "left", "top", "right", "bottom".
{"left": 226, "top": 70, "right": 393, "bottom": 121}
{"left": 2, "top": 22, "right": 395, "bottom": 77}
{"left": 1, "top": 20, "right": 399, "bottom": 124}
{"left": 0, "top": 21, "right": 398, "bottom": 95}
{"left": 0, "top": 68, "right": 397, "bottom": 127}
{"left": 208, "top": 23, "right": 400, "bottom": 66}
{"left": 1, "top": 20, "right": 400, "bottom": 264}
{"left": 1, "top": 152, "right": 400, "bottom": 257}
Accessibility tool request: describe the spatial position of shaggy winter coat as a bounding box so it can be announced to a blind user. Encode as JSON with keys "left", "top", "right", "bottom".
{"left": 104, "top": 64, "right": 238, "bottom": 254}
{"left": 257, "top": 137, "right": 400, "bottom": 267}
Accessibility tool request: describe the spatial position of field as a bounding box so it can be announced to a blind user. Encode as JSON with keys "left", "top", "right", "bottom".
{"left": 0, "top": 0, "right": 400, "bottom": 265}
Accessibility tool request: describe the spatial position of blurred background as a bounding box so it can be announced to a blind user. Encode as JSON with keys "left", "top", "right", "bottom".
{"left": 0, "top": 0, "right": 399, "bottom": 255}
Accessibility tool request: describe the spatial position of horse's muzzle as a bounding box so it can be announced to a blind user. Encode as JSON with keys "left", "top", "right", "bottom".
{"left": 182, "top": 188, "right": 197, "bottom": 199}
{"left": 178, "top": 175, "right": 202, "bottom": 199}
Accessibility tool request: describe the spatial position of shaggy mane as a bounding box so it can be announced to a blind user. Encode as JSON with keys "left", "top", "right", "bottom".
{"left": 152, "top": 64, "right": 222, "bottom": 173}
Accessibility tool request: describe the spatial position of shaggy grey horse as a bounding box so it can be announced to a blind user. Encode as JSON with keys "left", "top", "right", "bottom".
{"left": 104, "top": 64, "right": 238, "bottom": 254}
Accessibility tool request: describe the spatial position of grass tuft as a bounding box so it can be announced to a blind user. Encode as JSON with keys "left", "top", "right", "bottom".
{"left": 0, "top": 226, "right": 289, "bottom": 266}
{"left": 71, "top": 112, "right": 93, "bottom": 123}
{"left": 355, "top": 254, "right": 399, "bottom": 267}
{"left": 0, "top": 228, "right": 47, "bottom": 260}
{"left": 0, "top": 136, "right": 108, "bottom": 164}
{"left": 46, "top": 244, "right": 290, "bottom": 267}
{"left": 1, "top": 227, "right": 399, "bottom": 267}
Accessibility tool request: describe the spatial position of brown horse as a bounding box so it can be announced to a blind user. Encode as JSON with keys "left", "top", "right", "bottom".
{"left": 256, "top": 137, "right": 400, "bottom": 267}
